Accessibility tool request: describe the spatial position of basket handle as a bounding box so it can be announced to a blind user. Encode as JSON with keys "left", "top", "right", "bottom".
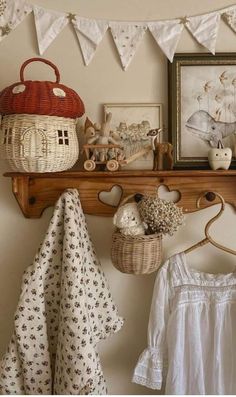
{"left": 118, "top": 194, "right": 136, "bottom": 209}
{"left": 20, "top": 58, "right": 60, "bottom": 83}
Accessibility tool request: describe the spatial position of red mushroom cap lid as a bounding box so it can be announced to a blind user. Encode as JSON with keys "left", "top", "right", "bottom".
{"left": 0, "top": 58, "right": 85, "bottom": 119}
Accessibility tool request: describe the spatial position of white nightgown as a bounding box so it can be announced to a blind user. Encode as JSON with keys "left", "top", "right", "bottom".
{"left": 132, "top": 252, "right": 236, "bottom": 395}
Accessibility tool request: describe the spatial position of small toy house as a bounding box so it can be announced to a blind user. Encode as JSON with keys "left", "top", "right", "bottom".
{"left": 0, "top": 58, "right": 85, "bottom": 172}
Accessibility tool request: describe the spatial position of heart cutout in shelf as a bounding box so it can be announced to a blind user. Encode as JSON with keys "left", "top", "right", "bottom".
{"left": 157, "top": 184, "right": 181, "bottom": 203}
{"left": 98, "top": 185, "right": 123, "bottom": 207}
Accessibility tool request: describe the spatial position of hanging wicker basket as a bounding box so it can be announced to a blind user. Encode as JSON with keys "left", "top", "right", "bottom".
{"left": 111, "top": 195, "right": 162, "bottom": 275}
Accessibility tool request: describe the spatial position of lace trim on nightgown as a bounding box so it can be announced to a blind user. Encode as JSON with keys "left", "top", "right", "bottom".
{"left": 172, "top": 252, "right": 236, "bottom": 287}
{"left": 172, "top": 284, "right": 236, "bottom": 307}
{"left": 132, "top": 347, "right": 167, "bottom": 390}
{"left": 132, "top": 374, "right": 162, "bottom": 390}
{"left": 175, "top": 284, "right": 236, "bottom": 292}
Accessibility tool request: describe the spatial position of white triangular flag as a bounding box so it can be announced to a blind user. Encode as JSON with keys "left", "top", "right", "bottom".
{"left": 0, "top": 0, "right": 32, "bottom": 42}
{"left": 72, "top": 16, "right": 108, "bottom": 65}
{"left": 185, "top": 12, "right": 221, "bottom": 54}
{"left": 222, "top": 7, "right": 236, "bottom": 33}
{"left": 148, "top": 19, "right": 184, "bottom": 62}
{"left": 33, "top": 5, "right": 68, "bottom": 55}
{"left": 110, "top": 22, "right": 147, "bottom": 70}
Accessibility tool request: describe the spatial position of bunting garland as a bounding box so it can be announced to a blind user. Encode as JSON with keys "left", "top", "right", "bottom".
{"left": 72, "top": 16, "right": 108, "bottom": 65}
{"left": 222, "top": 8, "right": 236, "bottom": 33}
{"left": 0, "top": 0, "right": 31, "bottom": 42}
{"left": 1, "top": 1, "right": 236, "bottom": 70}
{"left": 33, "top": 5, "right": 68, "bottom": 55}
{"left": 148, "top": 19, "right": 184, "bottom": 62}
{"left": 110, "top": 22, "right": 147, "bottom": 70}
{"left": 185, "top": 12, "right": 221, "bottom": 54}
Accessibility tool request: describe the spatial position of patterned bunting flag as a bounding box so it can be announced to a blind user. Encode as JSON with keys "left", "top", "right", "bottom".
{"left": 110, "top": 22, "right": 147, "bottom": 70}
{"left": 0, "top": 0, "right": 32, "bottom": 42}
{"left": 33, "top": 5, "right": 69, "bottom": 55}
{"left": 185, "top": 12, "right": 221, "bottom": 54}
{"left": 72, "top": 17, "right": 108, "bottom": 65}
{"left": 148, "top": 19, "right": 184, "bottom": 62}
{"left": 222, "top": 7, "right": 236, "bottom": 34}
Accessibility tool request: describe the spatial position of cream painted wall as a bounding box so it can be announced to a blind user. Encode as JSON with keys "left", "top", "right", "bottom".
{"left": 0, "top": 0, "right": 236, "bottom": 394}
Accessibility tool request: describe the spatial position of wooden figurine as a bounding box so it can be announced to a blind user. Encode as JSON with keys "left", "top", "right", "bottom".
{"left": 147, "top": 128, "right": 174, "bottom": 170}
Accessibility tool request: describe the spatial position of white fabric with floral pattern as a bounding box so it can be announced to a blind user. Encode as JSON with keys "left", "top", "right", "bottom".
{"left": 0, "top": 189, "right": 124, "bottom": 395}
{"left": 133, "top": 252, "right": 236, "bottom": 394}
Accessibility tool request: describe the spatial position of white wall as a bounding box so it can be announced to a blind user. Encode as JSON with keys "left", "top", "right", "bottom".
{"left": 0, "top": 0, "right": 236, "bottom": 394}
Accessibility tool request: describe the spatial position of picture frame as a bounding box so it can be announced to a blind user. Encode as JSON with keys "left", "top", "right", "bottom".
{"left": 168, "top": 53, "right": 236, "bottom": 168}
{"left": 103, "top": 103, "right": 163, "bottom": 170}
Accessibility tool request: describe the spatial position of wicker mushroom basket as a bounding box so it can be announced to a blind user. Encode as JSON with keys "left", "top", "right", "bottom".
{"left": 0, "top": 58, "right": 85, "bottom": 172}
{"left": 111, "top": 195, "right": 162, "bottom": 275}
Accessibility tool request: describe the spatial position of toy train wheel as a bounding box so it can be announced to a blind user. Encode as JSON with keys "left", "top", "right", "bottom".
{"left": 106, "top": 159, "right": 119, "bottom": 171}
{"left": 84, "top": 159, "right": 96, "bottom": 171}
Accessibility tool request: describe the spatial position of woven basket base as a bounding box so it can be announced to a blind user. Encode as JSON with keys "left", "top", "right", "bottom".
{"left": 111, "top": 231, "right": 162, "bottom": 274}
{"left": 0, "top": 114, "right": 79, "bottom": 172}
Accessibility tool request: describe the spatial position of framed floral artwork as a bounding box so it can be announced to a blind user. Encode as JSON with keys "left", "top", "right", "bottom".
{"left": 169, "top": 53, "right": 236, "bottom": 168}
{"left": 103, "top": 103, "right": 163, "bottom": 170}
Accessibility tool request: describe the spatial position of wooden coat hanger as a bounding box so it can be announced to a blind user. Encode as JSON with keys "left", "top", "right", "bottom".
{"left": 184, "top": 191, "right": 236, "bottom": 255}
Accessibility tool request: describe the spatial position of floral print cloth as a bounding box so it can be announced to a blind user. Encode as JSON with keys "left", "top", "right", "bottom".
{"left": 0, "top": 189, "right": 124, "bottom": 395}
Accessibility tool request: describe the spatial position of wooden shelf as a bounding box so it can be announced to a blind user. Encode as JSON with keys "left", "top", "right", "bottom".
{"left": 4, "top": 170, "right": 236, "bottom": 218}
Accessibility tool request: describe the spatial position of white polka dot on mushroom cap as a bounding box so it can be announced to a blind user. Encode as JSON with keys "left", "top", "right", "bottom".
{"left": 53, "top": 88, "right": 66, "bottom": 97}
{"left": 12, "top": 84, "right": 26, "bottom": 94}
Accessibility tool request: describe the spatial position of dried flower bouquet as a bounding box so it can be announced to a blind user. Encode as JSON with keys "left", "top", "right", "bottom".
{"left": 136, "top": 194, "right": 184, "bottom": 236}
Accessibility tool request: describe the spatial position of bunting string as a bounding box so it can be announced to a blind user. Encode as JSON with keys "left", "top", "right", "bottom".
{"left": 1, "top": 0, "right": 236, "bottom": 70}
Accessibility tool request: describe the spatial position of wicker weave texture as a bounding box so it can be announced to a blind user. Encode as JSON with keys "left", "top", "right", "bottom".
{"left": 0, "top": 81, "right": 85, "bottom": 119}
{"left": 111, "top": 231, "right": 162, "bottom": 274}
{"left": 0, "top": 58, "right": 85, "bottom": 119}
{"left": 0, "top": 114, "right": 79, "bottom": 172}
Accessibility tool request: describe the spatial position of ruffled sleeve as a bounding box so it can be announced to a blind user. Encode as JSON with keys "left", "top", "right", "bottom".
{"left": 132, "top": 262, "right": 170, "bottom": 390}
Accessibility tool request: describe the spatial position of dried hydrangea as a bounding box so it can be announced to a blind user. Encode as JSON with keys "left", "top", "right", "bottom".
{"left": 138, "top": 195, "right": 184, "bottom": 236}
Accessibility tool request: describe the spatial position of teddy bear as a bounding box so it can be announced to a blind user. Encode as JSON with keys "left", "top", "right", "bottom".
{"left": 113, "top": 202, "right": 145, "bottom": 236}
